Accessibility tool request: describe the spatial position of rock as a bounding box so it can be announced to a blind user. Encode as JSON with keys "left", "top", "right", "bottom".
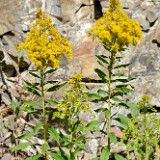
{"left": 44, "top": 0, "right": 62, "bottom": 20}
{"left": 132, "top": 10, "right": 150, "bottom": 31}
{"left": 72, "top": 37, "right": 99, "bottom": 79}
{"left": 1, "top": 153, "right": 12, "bottom": 160}
{"left": 60, "top": 0, "right": 94, "bottom": 22}
{"left": 0, "top": 22, "right": 11, "bottom": 36}
{"left": 146, "top": 6, "right": 160, "bottom": 23}
{"left": 140, "top": 1, "right": 154, "bottom": 10}
{"left": 85, "top": 139, "right": 98, "bottom": 155}
{"left": 4, "top": 115, "right": 16, "bottom": 131}
{"left": 76, "top": 5, "right": 93, "bottom": 21}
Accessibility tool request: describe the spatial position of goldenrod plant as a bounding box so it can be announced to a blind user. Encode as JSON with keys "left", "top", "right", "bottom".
{"left": 50, "top": 74, "right": 95, "bottom": 160}
{"left": 88, "top": 0, "right": 142, "bottom": 159}
{"left": 10, "top": 8, "right": 72, "bottom": 160}
{"left": 122, "top": 96, "right": 160, "bottom": 160}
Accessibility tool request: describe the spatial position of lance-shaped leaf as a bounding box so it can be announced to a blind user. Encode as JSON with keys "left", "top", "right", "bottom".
{"left": 44, "top": 80, "right": 59, "bottom": 85}
{"left": 20, "top": 107, "right": 38, "bottom": 113}
{"left": 112, "top": 72, "right": 125, "bottom": 77}
{"left": 11, "top": 100, "right": 19, "bottom": 116}
{"left": 73, "top": 143, "right": 85, "bottom": 157}
{"left": 29, "top": 71, "right": 41, "bottom": 78}
{"left": 115, "top": 114, "right": 129, "bottom": 129}
{"left": 100, "top": 146, "right": 110, "bottom": 160}
{"left": 114, "top": 86, "right": 133, "bottom": 94}
{"left": 22, "top": 86, "right": 40, "bottom": 96}
{"left": 94, "top": 68, "right": 108, "bottom": 83}
{"left": 108, "top": 132, "right": 117, "bottom": 143}
{"left": 18, "top": 132, "right": 38, "bottom": 140}
{"left": 46, "top": 99, "right": 58, "bottom": 105}
{"left": 25, "top": 154, "right": 42, "bottom": 160}
{"left": 22, "top": 100, "right": 39, "bottom": 106}
{"left": 86, "top": 92, "right": 104, "bottom": 101}
{"left": 114, "top": 154, "right": 126, "bottom": 160}
{"left": 114, "top": 63, "right": 130, "bottom": 69}
{"left": 50, "top": 152, "right": 66, "bottom": 160}
{"left": 73, "top": 135, "right": 85, "bottom": 146}
{"left": 47, "top": 82, "right": 66, "bottom": 92}
{"left": 96, "top": 55, "right": 109, "bottom": 65}
{"left": 9, "top": 142, "right": 33, "bottom": 151}
{"left": 48, "top": 128, "right": 60, "bottom": 145}
{"left": 44, "top": 68, "right": 56, "bottom": 75}
{"left": 85, "top": 120, "right": 100, "bottom": 131}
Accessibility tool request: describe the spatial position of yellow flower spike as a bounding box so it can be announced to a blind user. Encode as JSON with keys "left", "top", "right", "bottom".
{"left": 17, "top": 8, "right": 72, "bottom": 70}
{"left": 88, "top": 0, "right": 142, "bottom": 53}
{"left": 53, "top": 74, "right": 94, "bottom": 121}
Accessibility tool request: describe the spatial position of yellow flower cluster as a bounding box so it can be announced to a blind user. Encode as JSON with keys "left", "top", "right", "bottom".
{"left": 17, "top": 8, "right": 72, "bottom": 70}
{"left": 88, "top": 0, "right": 142, "bottom": 53}
{"left": 53, "top": 74, "right": 91, "bottom": 124}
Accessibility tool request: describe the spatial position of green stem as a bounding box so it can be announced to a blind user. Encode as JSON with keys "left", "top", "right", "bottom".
{"left": 40, "top": 70, "right": 47, "bottom": 159}
{"left": 107, "top": 52, "right": 115, "bottom": 150}
{"left": 69, "top": 128, "right": 75, "bottom": 160}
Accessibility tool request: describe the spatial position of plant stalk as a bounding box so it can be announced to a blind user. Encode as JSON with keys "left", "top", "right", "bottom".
{"left": 40, "top": 70, "right": 47, "bottom": 159}
{"left": 107, "top": 52, "right": 115, "bottom": 150}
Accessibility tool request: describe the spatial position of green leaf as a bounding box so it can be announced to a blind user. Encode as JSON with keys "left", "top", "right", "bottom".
{"left": 97, "top": 89, "right": 106, "bottom": 95}
{"left": 114, "top": 63, "right": 130, "bottom": 69}
{"left": 94, "top": 68, "right": 108, "bottom": 83}
{"left": 50, "top": 152, "right": 65, "bottom": 160}
{"left": 116, "top": 114, "right": 129, "bottom": 129}
{"left": 42, "top": 142, "right": 49, "bottom": 153}
{"left": 9, "top": 142, "right": 32, "bottom": 151}
{"left": 113, "top": 78, "right": 129, "bottom": 83}
{"left": 23, "top": 80, "right": 39, "bottom": 90}
{"left": 34, "top": 123, "right": 43, "bottom": 132}
{"left": 100, "top": 146, "right": 110, "bottom": 160}
{"left": 114, "top": 86, "right": 133, "bottom": 94}
{"left": 94, "top": 107, "right": 108, "bottom": 113}
{"left": 48, "top": 128, "right": 60, "bottom": 145}
{"left": 86, "top": 93, "right": 104, "bottom": 101}
{"left": 73, "top": 143, "right": 85, "bottom": 156}
{"left": 97, "top": 60, "right": 105, "bottom": 67}
{"left": 59, "top": 147, "right": 70, "bottom": 160}
{"left": 20, "top": 107, "right": 38, "bottom": 113}
{"left": 11, "top": 100, "right": 17, "bottom": 112}
{"left": 59, "top": 132, "right": 69, "bottom": 146}
{"left": 96, "top": 55, "right": 108, "bottom": 65}
{"left": 22, "top": 100, "right": 39, "bottom": 106}
{"left": 114, "top": 154, "right": 126, "bottom": 160}
{"left": 47, "top": 82, "right": 66, "bottom": 92}
{"left": 105, "top": 110, "right": 110, "bottom": 118}
{"left": 22, "top": 86, "right": 40, "bottom": 96}
{"left": 18, "top": 132, "right": 37, "bottom": 140}
{"left": 11, "top": 100, "right": 19, "bottom": 116}
{"left": 44, "top": 80, "right": 59, "bottom": 85}
{"left": 29, "top": 71, "right": 41, "bottom": 78}
{"left": 108, "top": 132, "right": 117, "bottom": 143}
{"left": 73, "top": 135, "right": 85, "bottom": 145}
{"left": 112, "top": 73, "right": 125, "bottom": 77}
{"left": 44, "top": 68, "right": 56, "bottom": 75}
{"left": 111, "top": 96, "right": 121, "bottom": 102}
{"left": 85, "top": 120, "right": 100, "bottom": 131}
{"left": 46, "top": 99, "right": 58, "bottom": 105}
{"left": 25, "top": 154, "right": 42, "bottom": 160}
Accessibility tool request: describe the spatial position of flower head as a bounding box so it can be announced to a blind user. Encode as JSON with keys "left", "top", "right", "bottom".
{"left": 88, "top": 0, "right": 142, "bottom": 53}
{"left": 18, "top": 8, "right": 72, "bottom": 70}
{"left": 53, "top": 74, "right": 92, "bottom": 124}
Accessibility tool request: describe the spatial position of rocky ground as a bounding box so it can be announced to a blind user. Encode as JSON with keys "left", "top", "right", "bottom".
{"left": 0, "top": 0, "right": 160, "bottom": 159}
